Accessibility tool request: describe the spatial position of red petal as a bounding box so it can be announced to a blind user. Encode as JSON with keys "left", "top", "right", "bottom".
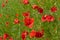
{"left": 9, "top": 37, "right": 13, "bottom": 40}
{"left": 40, "top": 29, "right": 44, "bottom": 35}
{"left": 2, "top": 3, "right": 5, "bottom": 7}
{"left": 41, "top": 15, "right": 47, "bottom": 22}
{"left": 51, "top": 6, "right": 57, "bottom": 12}
{"left": 23, "top": 0, "right": 29, "bottom": 5}
{"left": 50, "top": 16, "right": 55, "bottom": 22}
{"left": 23, "top": 11, "right": 30, "bottom": 17}
{"left": 28, "top": 18, "right": 34, "bottom": 28}
{"left": 14, "top": 18, "right": 20, "bottom": 24}
{"left": 0, "top": 14, "right": 2, "bottom": 18}
{"left": 32, "top": 5, "right": 39, "bottom": 9}
{"left": 35, "top": 31, "right": 44, "bottom": 38}
{"left": 46, "top": 15, "right": 54, "bottom": 22}
{"left": 21, "top": 31, "right": 28, "bottom": 40}
{"left": 24, "top": 17, "right": 34, "bottom": 28}
{"left": 15, "top": 13, "right": 19, "bottom": 17}
{"left": 0, "top": 36, "right": 2, "bottom": 40}
{"left": 37, "top": 7, "right": 43, "bottom": 14}
{"left": 3, "top": 33, "right": 9, "bottom": 39}
{"left": 29, "top": 30, "right": 36, "bottom": 38}
{"left": 5, "top": 21, "right": 9, "bottom": 27}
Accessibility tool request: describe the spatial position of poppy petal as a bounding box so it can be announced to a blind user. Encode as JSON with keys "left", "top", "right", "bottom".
{"left": 29, "top": 30, "right": 36, "bottom": 38}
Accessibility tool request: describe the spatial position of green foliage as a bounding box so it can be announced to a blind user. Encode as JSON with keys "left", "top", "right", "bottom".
{"left": 0, "top": 0, "right": 60, "bottom": 40}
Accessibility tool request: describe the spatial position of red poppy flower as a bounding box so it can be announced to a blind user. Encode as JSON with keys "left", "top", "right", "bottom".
{"left": 15, "top": 13, "right": 19, "bottom": 17}
{"left": 29, "top": 30, "right": 36, "bottom": 38}
{"left": 0, "top": 36, "right": 2, "bottom": 40}
{"left": 35, "top": 31, "right": 44, "bottom": 38}
{"left": 21, "top": 31, "right": 28, "bottom": 40}
{"left": 9, "top": 37, "right": 13, "bottom": 40}
{"left": 3, "top": 33, "right": 9, "bottom": 40}
{"left": 41, "top": 15, "right": 47, "bottom": 22}
{"left": 24, "top": 17, "right": 34, "bottom": 28}
{"left": 37, "top": 7, "right": 43, "bottom": 14}
{"left": 23, "top": 0, "right": 29, "bottom": 5}
{"left": 0, "top": 14, "right": 2, "bottom": 18}
{"left": 51, "top": 6, "right": 57, "bottom": 12}
{"left": 32, "top": 5, "right": 39, "bottom": 9}
{"left": 32, "top": 5, "right": 43, "bottom": 14}
{"left": 5, "top": 21, "right": 9, "bottom": 27}
{"left": 2, "top": 3, "right": 5, "bottom": 7}
{"left": 23, "top": 11, "right": 30, "bottom": 17}
{"left": 14, "top": 18, "right": 20, "bottom": 24}
{"left": 41, "top": 15, "right": 55, "bottom": 22}
{"left": 46, "top": 15, "right": 55, "bottom": 22}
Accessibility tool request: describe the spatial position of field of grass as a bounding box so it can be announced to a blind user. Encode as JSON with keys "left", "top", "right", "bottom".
{"left": 0, "top": 0, "right": 60, "bottom": 40}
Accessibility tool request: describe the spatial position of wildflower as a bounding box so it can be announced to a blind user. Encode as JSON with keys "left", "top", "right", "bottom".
{"left": 32, "top": 4, "right": 39, "bottom": 9}
{"left": 21, "top": 31, "right": 28, "bottom": 40}
{"left": 51, "top": 6, "right": 57, "bottom": 12}
{"left": 35, "top": 30, "right": 44, "bottom": 38}
{"left": 37, "top": 7, "right": 43, "bottom": 14}
{"left": 0, "top": 14, "right": 2, "bottom": 18}
{"left": 23, "top": 0, "right": 29, "bottom": 5}
{"left": 3, "top": 33, "right": 9, "bottom": 40}
{"left": 15, "top": 13, "right": 19, "bottom": 17}
{"left": 29, "top": 30, "right": 36, "bottom": 38}
{"left": 41, "top": 15, "right": 47, "bottom": 22}
{"left": 24, "top": 17, "right": 34, "bottom": 28}
{"left": 9, "top": 37, "right": 13, "bottom": 40}
{"left": 0, "top": 36, "right": 2, "bottom": 40}
{"left": 23, "top": 11, "right": 30, "bottom": 17}
{"left": 2, "top": 3, "right": 5, "bottom": 7}
{"left": 41, "top": 15, "right": 55, "bottom": 22}
{"left": 46, "top": 15, "right": 55, "bottom": 22}
{"left": 5, "top": 21, "right": 9, "bottom": 27}
{"left": 14, "top": 18, "right": 20, "bottom": 24}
